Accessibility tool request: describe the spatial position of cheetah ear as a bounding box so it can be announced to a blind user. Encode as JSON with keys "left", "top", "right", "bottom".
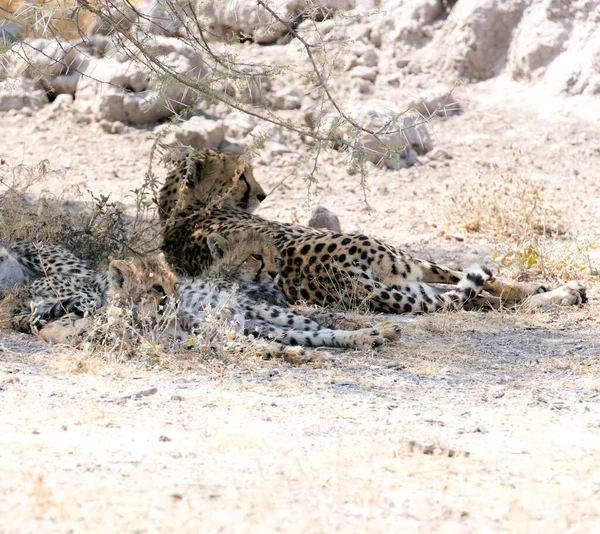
{"left": 207, "top": 234, "right": 229, "bottom": 260}
{"left": 108, "top": 260, "right": 132, "bottom": 289}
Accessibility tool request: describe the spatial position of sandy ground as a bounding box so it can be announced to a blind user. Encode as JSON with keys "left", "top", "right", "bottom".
{"left": 2, "top": 49, "right": 600, "bottom": 534}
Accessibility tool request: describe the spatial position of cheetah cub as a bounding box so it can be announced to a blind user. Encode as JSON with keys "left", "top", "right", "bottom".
{"left": 175, "top": 231, "right": 401, "bottom": 351}
{"left": 0, "top": 241, "right": 178, "bottom": 344}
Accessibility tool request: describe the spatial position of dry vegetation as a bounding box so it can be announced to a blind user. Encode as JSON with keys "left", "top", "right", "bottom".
{"left": 2, "top": 0, "right": 600, "bottom": 530}
{"left": 439, "top": 151, "right": 597, "bottom": 282}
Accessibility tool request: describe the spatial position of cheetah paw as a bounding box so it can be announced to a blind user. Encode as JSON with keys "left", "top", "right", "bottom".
{"left": 522, "top": 280, "right": 587, "bottom": 310}
{"left": 378, "top": 324, "right": 401, "bottom": 342}
{"left": 355, "top": 328, "right": 385, "bottom": 349}
{"left": 281, "top": 346, "right": 331, "bottom": 365}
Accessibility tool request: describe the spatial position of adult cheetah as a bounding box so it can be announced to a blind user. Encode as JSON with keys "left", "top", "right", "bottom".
{"left": 158, "top": 149, "right": 587, "bottom": 313}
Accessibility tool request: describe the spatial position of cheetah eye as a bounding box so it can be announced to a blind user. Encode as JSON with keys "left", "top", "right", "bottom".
{"left": 251, "top": 254, "right": 263, "bottom": 262}
{"left": 153, "top": 284, "right": 166, "bottom": 298}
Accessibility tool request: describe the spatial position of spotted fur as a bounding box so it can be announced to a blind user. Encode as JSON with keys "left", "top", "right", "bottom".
{"left": 159, "top": 149, "right": 586, "bottom": 312}
{"left": 0, "top": 242, "right": 177, "bottom": 341}
{"left": 177, "top": 231, "right": 399, "bottom": 350}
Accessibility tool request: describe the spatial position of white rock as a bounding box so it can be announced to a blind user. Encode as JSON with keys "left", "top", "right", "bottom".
{"left": 74, "top": 37, "right": 204, "bottom": 124}
{"left": 219, "top": 139, "right": 247, "bottom": 154}
{"left": 8, "top": 39, "right": 89, "bottom": 80}
{"left": 355, "top": 79, "right": 375, "bottom": 95}
{"left": 370, "top": 0, "right": 441, "bottom": 48}
{"left": 426, "top": 0, "right": 528, "bottom": 80}
{"left": 507, "top": 0, "right": 600, "bottom": 95}
{"left": 324, "top": 99, "right": 433, "bottom": 169}
{"left": 172, "top": 116, "right": 227, "bottom": 148}
{"left": 52, "top": 93, "right": 74, "bottom": 107}
{"left": 272, "top": 87, "right": 302, "bottom": 110}
{"left": 222, "top": 112, "right": 257, "bottom": 138}
{"left": 349, "top": 66, "right": 378, "bottom": 82}
{"left": 360, "top": 48, "right": 379, "bottom": 67}
{"left": 308, "top": 206, "right": 342, "bottom": 232}
{"left": 406, "top": 88, "right": 461, "bottom": 119}
{"left": 265, "top": 141, "right": 292, "bottom": 157}
{"left": 0, "top": 80, "right": 49, "bottom": 111}
{"left": 205, "top": 0, "right": 356, "bottom": 44}
{"left": 137, "top": 0, "right": 194, "bottom": 36}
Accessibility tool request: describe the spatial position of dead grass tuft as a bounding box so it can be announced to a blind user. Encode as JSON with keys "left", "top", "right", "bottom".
{"left": 0, "top": 158, "right": 161, "bottom": 266}
{"left": 439, "top": 151, "right": 597, "bottom": 281}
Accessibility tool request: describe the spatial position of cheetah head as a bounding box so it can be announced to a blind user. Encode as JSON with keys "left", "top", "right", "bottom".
{"left": 159, "top": 148, "right": 266, "bottom": 218}
{"left": 206, "top": 231, "right": 282, "bottom": 284}
{"left": 107, "top": 253, "right": 178, "bottom": 322}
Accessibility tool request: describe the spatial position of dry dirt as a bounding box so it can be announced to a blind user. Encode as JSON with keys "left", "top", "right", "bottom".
{"left": 3, "top": 9, "right": 600, "bottom": 533}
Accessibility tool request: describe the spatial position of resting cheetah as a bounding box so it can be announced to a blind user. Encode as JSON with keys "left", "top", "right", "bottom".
{"left": 0, "top": 237, "right": 398, "bottom": 359}
{"left": 0, "top": 242, "right": 177, "bottom": 342}
{"left": 158, "top": 149, "right": 587, "bottom": 313}
{"left": 175, "top": 230, "right": 399, "bottom": 350}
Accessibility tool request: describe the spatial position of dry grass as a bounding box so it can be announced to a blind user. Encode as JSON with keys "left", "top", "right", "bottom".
{"left": 439, "top": 151, "right": 597, "bottom": 282}
{"left": 0, "top": 159, "right": 162, "bottom": 265}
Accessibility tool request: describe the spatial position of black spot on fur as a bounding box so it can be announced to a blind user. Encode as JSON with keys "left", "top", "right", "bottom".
{"left": 315, "top": 243, "right": 325, "bottom": 253}
{"left": 300, "top": 244, "right": 311, "bottom": 255}
{"left": 300, "top": 288, "right": 310, "bottom": 300}
{"left": 341, "top": 238, "right": 352, "bottom": 245}
{"left": 466, "top": 272, "right": 484, "bottom": 287}
{"left": 327, "top": 243, "right": 337, "bottom": 253}
{"left": 463, "top": 287, "right": 477, "bottom": 299}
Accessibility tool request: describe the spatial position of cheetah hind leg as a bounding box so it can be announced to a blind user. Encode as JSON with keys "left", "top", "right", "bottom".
{"left": 261, "top": 341, "right": 331, "bottom": 365}
{"left": 244, "top": 320, "right": 385, "bottom": 350}
{"left": 417, "top": 260, "right": 550, "bottom": 304}
{"left": 463, "top": 281, "right": 587, "bottom": 311}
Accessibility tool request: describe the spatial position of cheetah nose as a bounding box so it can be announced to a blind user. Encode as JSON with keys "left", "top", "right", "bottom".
{"left": 257, "top": 193, "right": 267, "bottom": 202}
{"left": 268, "top": 270, "right": 278, "bottom": 279}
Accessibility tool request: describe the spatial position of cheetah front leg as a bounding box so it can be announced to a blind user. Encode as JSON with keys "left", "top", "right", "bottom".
{"left": 358, "top": 265, "right": 493, "bottom": 314}
{"left": 405, "top": 259, "right": 557, "bottom": 306}
{"left": 244, "top": 319, "right": 387, "bottom": 349}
